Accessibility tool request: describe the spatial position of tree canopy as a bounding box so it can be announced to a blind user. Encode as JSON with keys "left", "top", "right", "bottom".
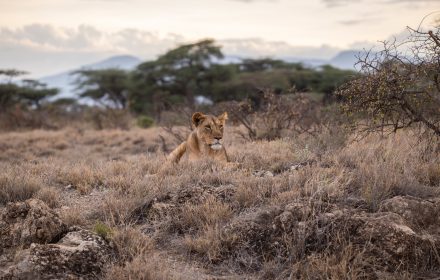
{"left": 133, "top": 39, "right": 230, "bottom": 109}
{"left": 66, "top": 39, "right": 356, "bottom": 119}
{"left": 74, "top": 69, "right": 130, "bottom": 109}
{"left": 0, "top": 69, "right": 58, "bottom": 110}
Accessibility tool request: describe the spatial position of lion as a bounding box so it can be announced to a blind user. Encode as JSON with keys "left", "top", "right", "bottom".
{"left": 167, "top": 112, "right": 229, "bottom": 164}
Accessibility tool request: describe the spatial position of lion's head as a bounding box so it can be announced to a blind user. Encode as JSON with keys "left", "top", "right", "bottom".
{"left": 192, "top": 112, "right": 228, "bottom": 150}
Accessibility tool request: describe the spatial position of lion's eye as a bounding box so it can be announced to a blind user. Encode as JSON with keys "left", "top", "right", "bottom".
{"left": 219, "top": 125, "right": 223, "bottom": 129}
{"left": 205, "top": 126, "right": 211, "bottom": 131}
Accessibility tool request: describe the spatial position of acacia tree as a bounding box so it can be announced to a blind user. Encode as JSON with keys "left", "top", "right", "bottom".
{"left": 338, "top": 24, "right": 440, "bottom": 136}
{"left": 74, "top": 69, "right": 130, "bottom": 109}
{"left": 0, "top": 69, "right": 58, "bottom": 110}
{"left": 0, "top": 69, "right": 27, "bottom": 110}
{"left": 0, "top": 69, "right": 28, "bottom": 82}
{"left": 20, "top": 79, "right": 58, "bottom": 108}
{"left": 133, "top": 39, "right": 230, "bottom": 114}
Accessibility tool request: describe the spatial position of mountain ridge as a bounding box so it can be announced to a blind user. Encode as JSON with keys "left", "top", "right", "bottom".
{"left": 40, "top": 55, "right": 142, "bottom": 101}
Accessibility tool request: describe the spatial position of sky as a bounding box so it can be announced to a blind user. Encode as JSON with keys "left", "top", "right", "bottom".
{"left": 0, "top": 0, "right": 439, "bottom": 77}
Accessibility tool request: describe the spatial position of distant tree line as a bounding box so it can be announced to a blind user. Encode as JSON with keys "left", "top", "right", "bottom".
{"left": 73, "top": 39, "right": 356, "bottom": 120}
{"left": 2, "top": 23, "right": 439, "bottom": 138}
{"left": 0, "top": 40, "right": 355, "bottom": 123}
{"left": 0, "top": 69, "right": 58, "bottom": 111}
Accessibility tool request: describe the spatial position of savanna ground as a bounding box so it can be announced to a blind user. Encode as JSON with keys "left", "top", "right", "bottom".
{"left": 1, "top": 122, "right": 440, "bottom": 279}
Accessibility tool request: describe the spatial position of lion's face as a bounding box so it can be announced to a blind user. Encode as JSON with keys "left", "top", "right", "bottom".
{"left": 192, "top": 112, "right": 228, "bottom": 150}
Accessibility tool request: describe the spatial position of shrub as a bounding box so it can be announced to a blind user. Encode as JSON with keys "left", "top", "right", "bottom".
{"left": 85, "top": 108, "right": 132, "bottom": 130}
{"left": 93, "top": 221, "right": 113, "bottom": 240}
{"left": 137, "top": 115, "right": 155, "bottom": 128}
{"left": 218, "top": 90, "right": 325, "bottom": 140}
{"left": 338, "top": 26, "right": 440, "bottom": 137}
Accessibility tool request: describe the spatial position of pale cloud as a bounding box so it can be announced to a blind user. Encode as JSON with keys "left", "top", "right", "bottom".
{"left": 322, "top": 0, "right": 440, "bottom": 7}
{"left": 322, "top": 0, "right": 351, "bottom": 8}
{"left": 0, "top": 24, "right": 187, "bottom": 76}
{"left": 338, "top": 19, "right": 370, "bottom": 26}
{"left": 0, "top": 24, "right": 343, "bottom": 77}
{"left": 386, "top": 0, "right": 440, "bottom": 3}
{"left": 0, "top": 24, "right": 343, "bottom": 60}
{"left": 337, "top": 13, "right": 384, "bottom": 26}
{"left": 348, "top": 28, "right": 415, "bottom": 52}
{"left": 0, "top": 24, "right": 184, "bottom": 55}
{"left": 112, "top": 29, "right": 186, "bottom": 56}
{"left": 227, "top": 0, "right": 278, "bottom": 2}
{"left": 220, "top": 38, "right": 340, "bottom": 59}
{"left": 0, "top": 24, "right": 103, "bottom": 51}
{"left": 348, "top": 40, "right": 378, "bottom": 50}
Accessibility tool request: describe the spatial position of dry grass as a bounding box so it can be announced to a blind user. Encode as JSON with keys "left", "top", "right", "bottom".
{"left": 290, "top": 245, "right": 379, "bottom": 280}
{"left": 60, "top": 206, "right": 88, "bottom": 227}
{"left": 178, "top": 197, "right": 233, "bottom": 232}
{"left": 0, "top": 167, "right": 44, "bottom": 205}
{"left": 34, "top": 187, "right": 61, "bottom": 208}
{"left": 183, "top": 224, "right": 226, "bottom": 262}
{"left": 0, "top": 125, "right": 439, "bottom": 279}
{"left": 334, "top": 133, "right": 440, "bottom": 209}
{"left": 105, "top": 253, "right": 180, "bottom": 280}
{"left": 111, "top": 228, "right": 153, "bottom": 262}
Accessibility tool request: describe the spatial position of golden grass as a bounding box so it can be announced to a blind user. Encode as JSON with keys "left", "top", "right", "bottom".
{"left": 0, "top": 126, "right": 439, "bottom": 278}
{"left": 0, "top": 167, "right": 44, "bottom": 205}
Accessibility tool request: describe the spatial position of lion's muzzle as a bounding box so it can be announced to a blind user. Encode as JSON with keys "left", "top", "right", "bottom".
{"left": 210, "top": 139, "right": 223, "bottom": 150}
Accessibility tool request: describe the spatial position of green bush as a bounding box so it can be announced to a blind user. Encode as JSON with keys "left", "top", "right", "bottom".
{"left": 136, "top": 115, "right": 154, "bottom": 128}
{"left": 93, "top": 221, "right": 112, "bottom": 240}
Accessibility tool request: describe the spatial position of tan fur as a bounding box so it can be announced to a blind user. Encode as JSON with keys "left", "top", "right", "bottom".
{"left": 168, "top": 112, "right": 229, "bottom": 164}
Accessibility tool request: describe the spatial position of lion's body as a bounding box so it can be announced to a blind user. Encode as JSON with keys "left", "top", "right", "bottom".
{"left": 168, "top": 112, "right": 229, "bottom": 164}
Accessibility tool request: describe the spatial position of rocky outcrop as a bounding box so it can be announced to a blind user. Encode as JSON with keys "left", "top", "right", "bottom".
{"left": 2, "top": 228, "right": 112, "bottom": 280}
{"left": 355, "top": 212, "right": 440, "bottom": 270}
{"left": 0, "top": 199, "right": 67, "bottom": 253}
{"left": 0, "top": 199, "right": 112, "bottom": 280}
{"left": 379, "top": 195, "right": 440, "bottom": 230}
{"left": 220, "top": 200, "right": 440, "bottom": 273}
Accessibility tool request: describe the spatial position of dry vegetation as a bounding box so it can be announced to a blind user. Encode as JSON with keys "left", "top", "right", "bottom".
{"left": 0, "top": 121, "right": 439, "bottom": 279}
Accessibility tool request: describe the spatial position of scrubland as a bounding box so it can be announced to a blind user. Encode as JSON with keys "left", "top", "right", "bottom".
{"left": 1, "top": 124, "right": 440, "bottom": 279}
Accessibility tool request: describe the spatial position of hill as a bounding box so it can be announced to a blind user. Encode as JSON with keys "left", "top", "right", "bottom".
{"left": 39, "top": 55, "right": 141, "bottom": 101}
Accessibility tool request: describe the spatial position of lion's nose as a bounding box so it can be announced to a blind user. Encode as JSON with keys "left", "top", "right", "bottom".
{"left": 214, "top": 136, "right": 222, "bottom": 140}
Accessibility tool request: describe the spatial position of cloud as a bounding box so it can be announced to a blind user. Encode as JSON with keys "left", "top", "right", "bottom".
{"left": 219, "top": 38, "right": 340, "bottom": 59}
{"left": 4, "top": 24, "right": 340, "bottom": 62}
{"left": 348, "top": 40, "right": 377, "bottom": 50}
{"left": 386, "top": 0, "right": 440, "bottom": 3}
{"left": 322, "top": 0, "right": 351, "bottom": 8}
{"left": 0, "top": 24, "right": 344, "bottom": 76}
{"left": 337, "top": 14, "right": 383, "bottom": 26}
{"left": 227, "top": 0, "right": 278, "bottom": 2}
{"left": 347, "top": 28, "right": 415, "bottom": 53}
{"left": 0, "top": 24, "right": 187, "bottom": 76}
{"left": 322, "top": 0, "right": 439, "bottom": 7}
{"left": 338, "top": 19, "right": 368, "bottom": 26}
{"left": 0, "top": 24, "right": 184, "bottom": 55}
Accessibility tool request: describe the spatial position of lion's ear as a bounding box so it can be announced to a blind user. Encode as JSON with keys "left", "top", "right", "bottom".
{"left": 192, "top": 112, "right": 206, "bottom": 127}
{"left": 218, "top": 112, "right": 228, "bottom": 123}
